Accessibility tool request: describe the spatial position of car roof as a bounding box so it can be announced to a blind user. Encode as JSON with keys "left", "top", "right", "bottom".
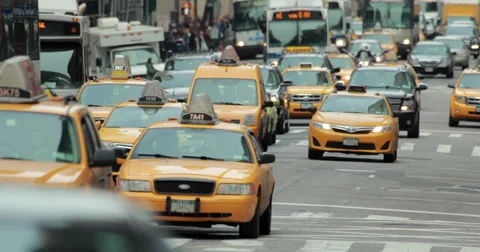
{"left": 416, "top": 41, "right": 446, "bottom": 46}
{"left": 330, "top": 91, "right": 386, "bottom": 98}
{"left": 434, "top": 36, "right": 463, "bottom": 40}
{"left": 352, "top": 39, "right": 379, "bottom": 44}
{"left": 115, "top": 101, "right": 185, "bottom": 108}
{"left": 83, "top": 78, "right": 147, "bottom": 85}
{"left": 282, "top": 53, "right": 327, "bottom": 58}
{"left": 0, "top": 99, "right": 87, "bottom": 116}
{"left": 355, "top": 65, "right": 406, "bottom": 72}
{"left": 149, "top": 119, "right": 246, "bottom": 132}
{"left": 258, "top": 64, "right": 279, "bottom": 70}
{"left": 170, "top": 52, "right": 219, "bottom": 59}
{"left": 284, "top": 66, "right": 331, "bottom": 72}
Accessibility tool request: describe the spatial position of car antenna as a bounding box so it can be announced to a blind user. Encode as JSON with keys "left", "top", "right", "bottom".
{"left": 43, "top": 82, "right": 57, "bottom": 96}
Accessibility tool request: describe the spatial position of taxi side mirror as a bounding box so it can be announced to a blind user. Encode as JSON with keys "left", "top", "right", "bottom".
{"left": 92, "top": 149, "right": 117, "bottom": 167}
{"left": 331, "top": 67, "right": 340, "bottom": 74}
{"left": 114, "top": 147, "right": 130, "bottom": 159}
{"left": 281, "top": 80, "right": 293, "bottom": 87}
{"left": 306, "top": 106, "right": 318, "bottom": 114}
{"left": 447, "top": 82, "right": 456, "bottom": 88}
{"left": 264, "top": 101, "right": 274, "bottom": 107}
{"left": 259, "top": 153, "right": 275, "bottom": 164}
{"left": 95, "top": 121, "right": 102, "bottom": 129}
{"left": 416, "top": 83, "right": 428, "bottom": 91}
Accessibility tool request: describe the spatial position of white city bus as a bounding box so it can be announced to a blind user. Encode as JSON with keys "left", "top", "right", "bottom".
{"left": 233, "top": 0, "right": 267, "bottom": 59}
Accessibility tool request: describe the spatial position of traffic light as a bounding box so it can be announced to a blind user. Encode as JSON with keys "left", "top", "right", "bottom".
{"left": 181, "top": 1, "right": 191, "bottom": 16}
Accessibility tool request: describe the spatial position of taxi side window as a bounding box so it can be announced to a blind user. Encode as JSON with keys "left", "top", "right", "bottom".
{"left": 248, "top": 134, "right": 263, "bottom": 160}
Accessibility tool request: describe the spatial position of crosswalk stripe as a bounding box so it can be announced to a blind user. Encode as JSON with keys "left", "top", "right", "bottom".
{"left": 436, "top": 144, "right": 451, "bottom": 153}
{"left": 449, "top": 133, "right": 463, "bottom": 138}
{"left": 400, "top": 143, "right": 415, "bottom": 151}
{"left": 472, "top": 146, "right": 480, "bottom": 157}
{"left": 382, "top": 242, "right": 431, "bottom": 252}
{"left": 364, "top": 215, "right": 410, "bottom": 221}
{"left": 222, "top": 240, "right": 264, "bottom": 246}
{"left": 419, "top": 132, "right": 431, "bottom": 137}
{"left": 296, "top": 140, "right": 309, "bottom": 146}
{"left": 164, "top": 238, "right": 192, "bottom": 249}
{"left": 288, "top": 211, "right": 334, "bottom": 218}
{"left": 290, "top": 129, "right": 307, "bottom": 134}
{"left": 297, "top": 240, "right": 353, "bottom": 252}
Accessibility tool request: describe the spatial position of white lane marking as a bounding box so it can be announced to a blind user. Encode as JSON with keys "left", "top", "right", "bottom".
{"left": 460, "top": 247, "right": 480, "bottom": 252}
{"left": 290, "top": 129, "right": 306, "bottom": 134}
{"left": 449, "top": 133, "right": 463, "bottom": 138}
{"left": 275, "top": 139, "right": 281, "bottom": 144}
{"left": 472, "top": 146, "right": 480, "bottom": 157}
{"left": 287, "top": 211, "right": 334, "bottom": 219}
{"left": 297, "top": 240, "right": 353, "bottom": 252}
{"left": 363, "top": 215, "right": 410, "bottom": 221}
{"left": 419, "top": 132, "right": 431, "bottom": 137}
{"left": 222, "top": 240, "right": 264, "bottom": 246}
{"left": 382, "top": 243, "right": 431, "bottom": 252}
{"left": 335, "top": 169, "right": 376, "bottom": 173}
{"left": 296, "top": 140, "right": 309, "bottom": 146}
{"left": 164, "top": 238, "right": 191, "bottom": 249}
{"left": 400, "top": 143, "right": 415, "bottom": 151}
{"left": 203, "top": 248, "right": 255, "bottom": 252}
{"left": 436, "top": 144, "right": 452, "bottom": 153}
{"left": 369, "top": 175, "right": 375, "bottom": 178}
{"left": 273, "top": 202, "right": 480, "bottom": 218}
{"left": 424, "top": 129, "right": 480, "bottom": 135}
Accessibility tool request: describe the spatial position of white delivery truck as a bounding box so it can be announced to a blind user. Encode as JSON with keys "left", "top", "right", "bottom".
{"left": 89, "top": 17, "right": 165, "bottom": 78}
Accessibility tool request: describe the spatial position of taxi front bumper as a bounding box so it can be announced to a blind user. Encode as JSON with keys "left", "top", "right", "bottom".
{"left": 451, "top": 102, "right": 480, "bottom": 122}
{"left": 289, "top": 102, "right": 321, "bottom": 118}
{"left": 120, "top": 192, "right": 257, "bottom": 224}
{"left": 309, "top": 126, "right": 396, "bottom": 154}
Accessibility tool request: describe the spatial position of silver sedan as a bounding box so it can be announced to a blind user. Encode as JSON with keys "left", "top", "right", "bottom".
{"left": 434, "top": 36, "right": 470, "bottom": 69}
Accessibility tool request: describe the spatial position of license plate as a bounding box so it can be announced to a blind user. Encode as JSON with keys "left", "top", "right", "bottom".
{"left": 343, "top": 138, "right": 359, "bottom": 146}
{"left": 301, "top": 102, "right": 312, "bottom": 108}
{"left": 425, "top": 67, "right": 434, "bottom": 72}
{"left": 476, "top": 106, "right": 480, "bottom": 113}
{"left": 171, "top": 200, "right": 195, "bottom": 213}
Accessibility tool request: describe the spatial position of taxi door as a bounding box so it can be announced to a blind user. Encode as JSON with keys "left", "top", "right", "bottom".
{"left": 80, "top": 111, "right": 114, "bottom": 190}
{"left": 248, "top": 133, "right": 272, "bottom": 211}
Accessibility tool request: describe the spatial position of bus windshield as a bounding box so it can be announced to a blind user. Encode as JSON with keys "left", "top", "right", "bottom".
{"left": 420, "top": 2, "right": 437, "bottom": 12}
{"left": 328, "top": 9, "right": 344, "bottom": 32}
{"left": 40, "top": 42, "right": 84, "bottom": 89}
{"left": 233, "top": 1, "right": 265, "bottom": 31}
{"left": 364, "top": 1, "right": 414, "bottom": 29}
{"left": 268, "top": 19, "right": 328, "bottom": 48}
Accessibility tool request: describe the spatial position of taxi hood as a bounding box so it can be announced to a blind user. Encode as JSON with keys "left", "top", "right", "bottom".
{"left": 123, "top": 159, "right": 254, "bottom": 180}
{"left": 100, "top": 128, "right": 145, "bottom": 145}
{"left": 366, "top": 89, "right": 413, "bottom": 99}
{"left": 88, "top": 106, "right": 114, "bottom": 119}
{"left": 315, "top": 112, "right": 391, "bottom": 126}
{"left": 455, "top": 89, "right": 480, "bottom": 97}
{"left": 0, "top": 160, "right": 83, "bottom": 185}
{"left": 288, "top": 86, "right": 334, "bottom": 94}
{"left": 214, "top": 105, "right": 259, "bottom": 121}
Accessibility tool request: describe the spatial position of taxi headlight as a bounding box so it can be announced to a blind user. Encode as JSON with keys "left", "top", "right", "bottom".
{"left": 455, "top": 96, "right": 466, "bottom": 104}
{"left": 103, "top": 141, "right": 115, "bottom": 149}
{"left": 119, "top": 180, "right": 152, "bottom": 192}
{"left": 472, "top": 44, "right": 479, "bottom": 49}
{"left": 217, "top": 183, "right": 255, "bottom": 195}
{"left": 344, "top": 75, "right": 350, "bottom": 80}
{"left": 403, "top": 39, "right": 410, "bottom": 45}
{"left": 237, "top": 41, "right": 245, "bottom": 47}
{"left": 312, "top": 121, "right": 331, "bottom": 130}
{"left": 372, "top": 125, "right": 392, "bottom": 133}
{"left": 243, "top": 114, "right": 256, "bottom": 126}
{"left": 270, "top": 93, "right": 279, "bottom": 102}
{"left": 335, "top": 39, "right": 346, "bottom": 47}
{"left": 375, "top": 56, "right": 382, "bottom": 62}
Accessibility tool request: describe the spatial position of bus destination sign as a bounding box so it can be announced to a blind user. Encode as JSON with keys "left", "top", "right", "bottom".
{"left": 273, "top": 11, "right": 323, "bottom": 20}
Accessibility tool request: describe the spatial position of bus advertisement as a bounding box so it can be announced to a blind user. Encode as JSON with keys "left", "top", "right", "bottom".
{"left": 39, "top": 0, "right": 89, "bottom": 96}
{"left": 362, "top": 0, "right": 420, "bottom": 59}
{"left": 0, "top": 0, "right": 40, "bottom": 84}
{"left": 265, "top": 7, "right": 329, "bottom": 61}
{"left": 233, "top": 0, "right": 266, "bottom": 59}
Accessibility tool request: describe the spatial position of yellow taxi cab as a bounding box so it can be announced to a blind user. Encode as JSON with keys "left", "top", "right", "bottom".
{"left": 282, "top": 63, "right": 338, "bottom": 118}
{"left": 362, "top": 24, "right": 398, "bottom": 58}
{"left": 117, "top": 93, "right": 276, "bottom": 238}
{"left": 325, "top": 45, "right": 356, "bottom": 85}
{"left": 374, "top": 54, "right": 421, "bottom": 86}
{"left": 0, "top": 56, "right": 118, "bottom": 188}
{"left": 448, "top": 68, "right": 480, "bottom": 127}
{"left": 76, "top": 55, "right": 149, "bottom": 125}
{"left": 187, "top": 46, "right": 274, "bottom": 151}
{"left": 307, "top": 86, "right": 399, "bottom": 163}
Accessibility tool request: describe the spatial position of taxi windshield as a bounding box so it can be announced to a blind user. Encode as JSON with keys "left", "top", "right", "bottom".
{"left": 0, "top": 112, "right": 80, "bottom": 163}
{"left": 459, "top": 74, "right": 480, "bottom": 89}
{"left": 283, "top": 71, "right": 332, "bottom": 86}
{"left": 349, "top": 70, "right": 414, "bottom": 89}
{"left": 363, "top": 34, "right": 393, "bottom": 44}
{"left": 412, "top": 44, "right": 449, "bottom": 56}
{"left": 278, "top": 57, "right": 325, "bottom": 70}
{"left": 320, "top": 95, "right": 390, "bottom": 115}
{"left": 166, "top": 58, "right": 212, "bottom": 71}
{"left": 131, "top": 128, "right": 254, "bottom": 163}
{"left": 104, "top": 106, "right": 184, "bottom": 128}
{"left": 330, "top": 58, "right": 354, "bottom": 69}
{"left": 77, "top": 84, "right": 145, "bottom": 107}
{"left": 190, "top": 78, "right": 258, "bottom": 106}
{"left": 160, "top": 72, "right": 194, "bottom": 89}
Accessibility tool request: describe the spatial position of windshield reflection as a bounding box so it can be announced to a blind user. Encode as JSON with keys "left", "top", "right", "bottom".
{"left": 40, "top": 42, "right": 83, "bottom": 89}
{"left": 320, "top": 95, "right": 389, "bottom": 115}
{"left": 283, "top": 71, "right": 332, "bottom": 86}
{"left": 77, "top": 84, "right": 145, "bottom": 107}
{"left": 104, "top": 106, "right": 184, "bottom": 128}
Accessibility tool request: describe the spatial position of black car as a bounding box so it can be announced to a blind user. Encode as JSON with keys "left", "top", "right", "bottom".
{"left": 259, "top": 64, "right": 290, "bottom": 134}
{"left": 164, "top": 52, "right": 222, "bottom": 71}
{"left": 277, "top": 53, "right": 335, "bottom": 72}
{"left": 159, "top": 70, "right": 195, "bottom": 102}
{"left": 444, "top": 24, "right": 480, "bottom": 59}
{"left": 348, "top": 65, "right": 428, "bottom": 138}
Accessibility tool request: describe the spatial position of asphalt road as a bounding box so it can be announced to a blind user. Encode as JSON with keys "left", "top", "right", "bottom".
{"left": 162, "top": 59, "right": 480, "bottom": 252}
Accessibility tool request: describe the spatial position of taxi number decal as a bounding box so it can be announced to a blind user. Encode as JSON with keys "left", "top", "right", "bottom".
{"left": 144, "top": 96, "right": 157, "bottom": 101}
{"left": 183, "top": 113, "right": 213, "bottom": 121}
{"left": 0, "top": 87, "right": 20, "bottom": 97}
{"left": 190, "top": 113, "right": 204, "bottom": 120}
{"left": 114, "top": 66, "right": 125, "bottom": 71}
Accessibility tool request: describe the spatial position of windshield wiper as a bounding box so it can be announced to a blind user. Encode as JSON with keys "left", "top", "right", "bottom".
{"left": 182, "top": 155, "right": 224, "bottom": 161}
{"left": 214, "top": 102, "right": 243, "bottom": 105}
{"left": 87, "top": 104, "right": 103, "bottom": 107}
{"left": 365, "top": 86, "right": 402, "bottom": 89}
{"left": 0, "top": 157, "right": 31, "bottom": 161}
{"left": 137, "top": 153, "right": 178, "bottom": 159}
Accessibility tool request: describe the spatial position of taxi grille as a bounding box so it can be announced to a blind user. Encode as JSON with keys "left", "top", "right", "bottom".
{"left": 466, "top": 97, "right": 480, "bottom": 105}
{"left": 386, "top": 98, "right": 402, "bottom": 111}
{"left": 326, "top": 141, "right": 376, "bottom": 150}
{"left": 154, "top": 179, "right": 216, "bottom": 195}
{"left": 331, "top": 125, "right": 372, "bottom": 134}
{"left": 419, "top": 60, "right": 440, "bottom": 67}
{"left": 291, "top": 94, "right": 323, "bottom": 102}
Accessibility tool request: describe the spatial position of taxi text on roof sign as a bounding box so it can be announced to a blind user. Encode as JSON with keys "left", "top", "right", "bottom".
{"left": 299, "top": 63, "right": 313, "bottom": 68}
{"left": 284, "top": 46, "right": 313, "bottom": 53}
{"left": 348, "top": 86, "right": 367, "bottom": 93}
{"left": 181, "top": 93, "right": 218, "bottom": 125}
{"left": 218, "top": 45, "right": 240, "bottom": 66}
{"left": 137, "top": 81, "right": 168, "bottom": 105}
{"left": 111, "top": 55, "right": 132, "bottom": 80}
{"left": 0, "top": 56, "right": 44, "bottom": 99}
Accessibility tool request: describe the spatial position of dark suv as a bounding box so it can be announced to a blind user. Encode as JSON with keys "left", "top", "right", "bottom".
{"left": 348, "top": 65, "right": 428, "bottom": 138}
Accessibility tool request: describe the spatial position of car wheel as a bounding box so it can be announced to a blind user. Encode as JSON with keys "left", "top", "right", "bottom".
{"left": 260, "top": 195, "right": 272, "bottom": 235}
{"left": 383, "top": 149, "right": 397, "bottom": 163}
{"left": 284, "top": 113, "right": 290, "bottom": 133}
{"left": 308, "top": 148, "right": 324, "bottom": 160}
{"left": 449, "top": 113, "right": 459, "bottom": 127}
{"left": 239, "top": 197, "right": 260, "bottom": 238}
{"left": 276, "top": 115, "right": 286, "bottom": 134}
{"left": 407, "top": 114, "right": 420, "bottom": 138}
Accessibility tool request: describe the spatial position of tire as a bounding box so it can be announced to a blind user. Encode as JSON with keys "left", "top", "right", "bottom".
{"left": 449, "top": 113, "right": 459, "bottom": 127}
{"left": 308, "top": 148, "right": 324, "bottom": 160}
{"left": 276, "top": 115, "right": 285, "bottom": 134}
{"left": 239, "top": 197, "right": 260, "bottom": 238}
{"left": 260, "top": 195, "right": 272, "bottom": 235}
{"left": 407, "top": 114, "right": 420, "bottom": 138}
{"left": 383, "top": 149, "right": 397, "bottom": 163}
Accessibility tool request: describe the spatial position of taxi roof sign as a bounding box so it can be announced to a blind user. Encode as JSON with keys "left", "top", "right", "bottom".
{"left": 284, "top": 46, "right": 314, "bottom": 54}
{"left": 137, "top": 80, "right": 168, "bottom": 105}
{"left": 348, "top": 86, "right": 367, "bottom": 93}
{"left": 111, "top": 55, "right": 132, "bottom": 80}
{"left": 180, "top": 93, "right": 218, "bottom": 125}
{"left": 299, "top": 63, "right": 313, "bottom": 68}
{"left": 218, "top": 46, "right": 240, "bottom": 66}
{"left": 0, "top": 56, "right": 45, "bottom": 101}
